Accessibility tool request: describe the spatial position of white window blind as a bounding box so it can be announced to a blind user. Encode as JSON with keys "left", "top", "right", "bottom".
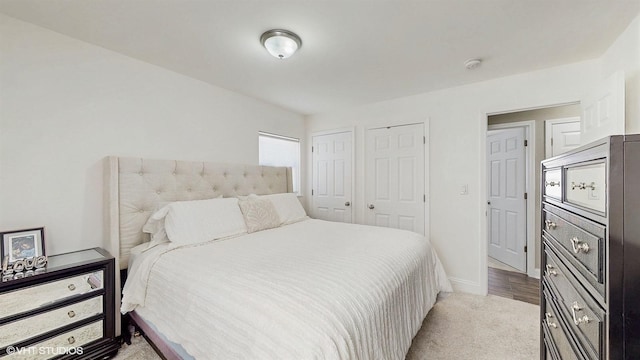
{"left": 258, "top": 132, "right": 300, "bottom": 194}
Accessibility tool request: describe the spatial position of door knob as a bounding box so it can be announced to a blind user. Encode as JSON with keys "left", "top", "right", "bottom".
{"left": 368, "top": 204, "right": 375, "bottom": 209}
{"left": 345, "top": 201, "right": 351, "bottom": 207}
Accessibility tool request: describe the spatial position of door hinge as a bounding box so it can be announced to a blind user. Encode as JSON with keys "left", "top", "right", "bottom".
{"left": 311, "top": 146, "right": 314, "bottom": 152}
{"left": 550, "top": 138, "right": 553, "bottom": 146}
{"left": 423, "top": 194, "right": 426, "bottom": 202}
{"left": 524, "top": 245, "right": 528, "bottom": 253}
{"left": 423, "top": 136, "right": 426, "bottom": 144}
{"left": 524, "top": 139, "right": 528, "bottom": 147}
{"left": 312, "top": 189, "right": 314, "bottom": 195}
{"left": 524, "top": 192, "right": 528, "bottom": 200}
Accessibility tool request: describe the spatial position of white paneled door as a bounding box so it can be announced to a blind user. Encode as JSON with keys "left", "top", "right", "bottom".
{"left": 312, "top": 131, "right": 353, "bottom": 223}
{"left": 487, "top": 127, "right": 527, "bottom": 272}
{"left": 365, "top": 124, "right": 425, "bottom": 235}
{"left": 545, "top": 117, "right": 581, "bottom": 158}
{"left": 581, "top": 71, "right": 625, "bottom": 145}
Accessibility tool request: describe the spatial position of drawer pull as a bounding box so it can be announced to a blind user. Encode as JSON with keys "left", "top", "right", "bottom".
{"left": 545, "top": 264, "right": 558, "bottom": 277}
{"left": 571, "top": 181, "right": 596, "bottom": 190}
{"left": 545, "top": 312, "right": 558, "bottom": 328}
{"left": 67, "top": 336, "right": 76, "bottom": 344}
{"left": 570, "top": 237, "right": 590, "bottom": 254}
{"left": 67, "top": 310, "right": 76, "bottom": 318}
{"left": 571, "top": 302, "right": 591, "bottom": 326}
{"left": 544, "top": 220, "right": 557, "bottom": 230}
{"left": 545, "top": 181, "right": 560, "bottom": 187}
{"left": 68, "top": 284, "right": 76, "bottom": 291}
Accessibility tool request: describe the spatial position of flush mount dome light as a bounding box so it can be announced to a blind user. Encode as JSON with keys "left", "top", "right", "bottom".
{"left": 464, "top": 58, "right": 482, "bottom": 70}
{"left": 260, "top": 29, "right": 302, "bottom": 59}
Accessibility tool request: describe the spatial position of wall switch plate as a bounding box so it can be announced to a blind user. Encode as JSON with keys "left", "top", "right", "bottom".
{"left": 460, "top": 184, "right": 468, "bottom": 195}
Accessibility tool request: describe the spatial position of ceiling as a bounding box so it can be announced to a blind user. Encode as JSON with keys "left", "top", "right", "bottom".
{"left": 1, "top": 1, "right": 639, "bottom": 115}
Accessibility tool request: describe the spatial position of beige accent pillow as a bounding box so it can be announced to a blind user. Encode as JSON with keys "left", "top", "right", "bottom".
{"left": 238, "top": 196, "right": 281, "bottom": 233}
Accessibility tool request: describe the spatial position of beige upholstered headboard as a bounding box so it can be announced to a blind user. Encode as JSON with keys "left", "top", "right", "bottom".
{"left": 103, "top": 157, "right": 292, "bottom": 336}
{"left": 104, "top": 156, "right": 293, "bottom": 271}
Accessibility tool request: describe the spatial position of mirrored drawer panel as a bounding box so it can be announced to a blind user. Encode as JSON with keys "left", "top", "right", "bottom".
{"left": 0, "top": 271, "right": 103, "bottom": 319}
{"left": 4, "top": 320, "right": 103, "bottom": 360}
{"left": 544, "top": 169, "right": 562, "bottom": 200}
{"left": 0, "top": 296, "right": 102, "bottom": 347}
{"left": 543, "top": 207, "right": 605, "bottom": 287}
{"left": 565, "top": 162, "right": 606, "bottom": 214}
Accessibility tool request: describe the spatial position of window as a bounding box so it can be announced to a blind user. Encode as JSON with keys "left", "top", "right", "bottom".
{"left": 258, "top": 132, "right": 300, "bottom": 194}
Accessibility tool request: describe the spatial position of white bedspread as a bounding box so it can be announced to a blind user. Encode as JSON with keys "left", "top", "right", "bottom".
{"left": 122, "top": 219, "right": 451, "bottom": 359}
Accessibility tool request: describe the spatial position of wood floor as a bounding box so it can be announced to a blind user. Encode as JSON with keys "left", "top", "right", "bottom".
{"left": 488, "top": 267, "right": 540, "bottom": 305}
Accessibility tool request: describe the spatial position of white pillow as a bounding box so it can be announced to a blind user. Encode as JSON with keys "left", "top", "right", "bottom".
{"left": 262, "top": 193, "right": 308, "bottom": 225}
{"left": 164, "top": 197, "right": 247, "bottom": 245}
{"left": 142, "top": 204, "right": 171, "bottom": 249}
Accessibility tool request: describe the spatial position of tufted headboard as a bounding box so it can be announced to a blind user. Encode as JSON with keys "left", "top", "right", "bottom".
{"left": 104, "top": 156, "right": 293, "bottom": 271}
{"left": 104, "top": 157, "right": 292, "bottom": 336}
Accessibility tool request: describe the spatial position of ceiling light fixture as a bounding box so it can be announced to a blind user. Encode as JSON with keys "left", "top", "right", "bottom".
{"left": 464, "top": 58, "right": 482, "bottom": 70}
{"left": 260, "top": 29, "right": 302, "bottom": 59}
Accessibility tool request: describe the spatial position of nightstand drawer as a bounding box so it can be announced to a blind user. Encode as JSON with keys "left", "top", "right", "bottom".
{"left": 0, "top": 271, "right": 103, "bottom": 319}
{"left": 565, "top": 162, "right": 606, "bottom": 214}
{"left": 0, "top": 296, "right": 102, "bottom": 348}
{"left": 4, "top": 320, "right": 103, "bottom": 360}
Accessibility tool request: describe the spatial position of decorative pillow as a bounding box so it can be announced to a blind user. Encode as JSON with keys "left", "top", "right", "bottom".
{"left": 263, "top": 193, "right": 308, "bottom": 225}
{"left": 238, "top": 195, "right": 281, "bottom": 233}
{"left": 163, "top": 197, "right": 247, "bottom": 245}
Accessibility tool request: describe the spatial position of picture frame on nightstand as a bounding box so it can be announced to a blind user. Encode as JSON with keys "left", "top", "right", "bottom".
{"left": 1, "top": 227, "right": 45, "bottom": 263}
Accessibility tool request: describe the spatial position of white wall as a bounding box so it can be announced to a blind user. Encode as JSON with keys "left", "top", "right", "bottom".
{"left": 0, "top": 14, "right": 305, "bottom": 256}
{"left": 306, "top": 61, "right": 600, "bottom": 293}
{"left": 306, "top": 13, "right": 640, "bottom": 295}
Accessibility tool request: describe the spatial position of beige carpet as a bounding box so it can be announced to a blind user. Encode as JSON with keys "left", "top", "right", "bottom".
{"left": 114, "top": 292, "right": 539, "bottom": 359}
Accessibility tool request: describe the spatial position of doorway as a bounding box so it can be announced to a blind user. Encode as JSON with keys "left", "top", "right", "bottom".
{"left": 485, "top": 103, "right": 580, "bottom": 302}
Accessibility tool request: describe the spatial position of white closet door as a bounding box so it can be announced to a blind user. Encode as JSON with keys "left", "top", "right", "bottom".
{"left": 581, "top": 71, "right": 625, "bottom": 144}
{"left": 365, "top": 123, "right": 425, "bottom": 235}
{"left": 311, "top": 131, "right": 353, "bottom": 223}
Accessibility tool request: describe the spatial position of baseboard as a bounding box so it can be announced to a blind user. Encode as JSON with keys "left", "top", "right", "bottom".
{"left": 448, "top": 277, "right": 485, "bottom": 295}
{"left": 529, "top": 268, "right": 541, "bottom": 279}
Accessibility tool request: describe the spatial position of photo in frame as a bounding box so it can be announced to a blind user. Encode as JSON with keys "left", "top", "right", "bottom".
{"left": 1, "top": 227, "right": 45, "bottom": 263}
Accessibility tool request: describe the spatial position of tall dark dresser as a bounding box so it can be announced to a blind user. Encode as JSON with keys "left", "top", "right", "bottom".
{"left": 541, "top": 134, "right": 639, "bottom": 360}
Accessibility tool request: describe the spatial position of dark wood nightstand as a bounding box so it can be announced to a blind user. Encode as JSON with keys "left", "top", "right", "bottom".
{"left": 0, "top": 248, "right": 120, "bottom": 359}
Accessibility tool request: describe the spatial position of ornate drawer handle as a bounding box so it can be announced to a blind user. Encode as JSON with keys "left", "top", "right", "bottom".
{"left": 545, "top": 264, "right": 558, "bottom": 277}
{"left": 545, "top": 181, "right": 560, "bottom": 187}
{"left": 67, "top": 310, "right": 76, "bottom": 318}
{"left": 571, "top": 302, "right": 591, "bottom": 326}
{"left": 67, "top": 336, "right": 76, "bottom": 344}
{"left": 545, "top": 312, "right": 558, "bottom": 328}
{"left": 544, "top": 220, "right": 557, "bottom": 230}
{"left": 68, "top": 284, "right": 76, "bottom": 291}
{"left": 571, "top": 181, "right": 596, "bottom": 190}
{"left": 570, "top": 237, "right": 590, "bottom": 254}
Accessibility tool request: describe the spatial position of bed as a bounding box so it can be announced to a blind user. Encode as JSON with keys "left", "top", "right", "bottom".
{"left": 104, "top": 156, "right": 451, "bottom": 359}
